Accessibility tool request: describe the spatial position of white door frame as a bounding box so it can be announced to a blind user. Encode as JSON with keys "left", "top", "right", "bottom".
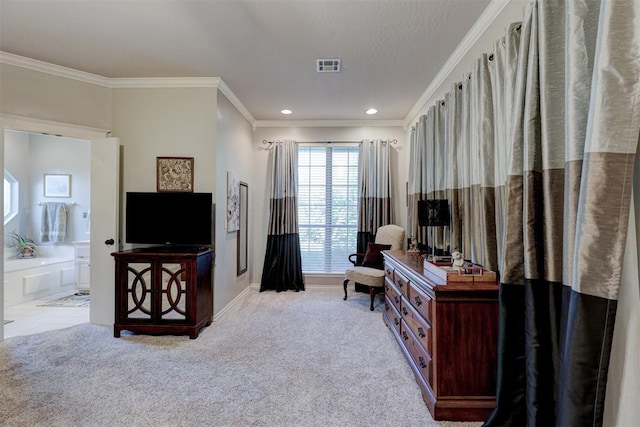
{"left": 0, "top": 114, "right": 109, "bottom": 341}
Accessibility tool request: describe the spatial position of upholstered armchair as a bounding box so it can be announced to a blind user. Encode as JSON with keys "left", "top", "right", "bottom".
{"left": 343, "top": 224, "right": 405, "bottom": 311}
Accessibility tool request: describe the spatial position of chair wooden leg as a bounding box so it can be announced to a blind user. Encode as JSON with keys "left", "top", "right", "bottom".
{"left": 369, "top": 286, "right": 375, "bottom": 311}
{"left": 343, "top": 279, "right": 349, "bottom": 300}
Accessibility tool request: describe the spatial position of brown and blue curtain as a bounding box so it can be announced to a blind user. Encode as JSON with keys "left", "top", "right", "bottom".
{"left": 260, "top": 140, "right": 304, "bottom": 292}
{"left": 408, "top": 1, "right": 640, "bottom": 425}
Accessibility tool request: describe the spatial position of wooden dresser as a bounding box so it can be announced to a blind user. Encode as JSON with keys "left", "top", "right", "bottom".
{"left": 382, "top": 250, "right": 499, "bottom": 421}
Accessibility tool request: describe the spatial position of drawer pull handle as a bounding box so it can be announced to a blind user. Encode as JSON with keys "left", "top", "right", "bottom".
{"left": 397, "top": 280, "right": 403, "bottom": 288}
{"left": 394, "top": 317, "right": 399, "bottom": 326}
{"left": 418, "top": 327, "right": 426, "bottom": 338}
{"left": 402, "top": 331, "right": 409, "bottom": 341}
{"left": 394, "top": 296, "right": 399, "bottom": 304}
{"left": 385, "top": 284, "right": 389, "bottom": 291}
{"left": 418, "top": 357, "right": 427, "bottom": 369}
{"left": 402, "top": 307, "right": 408, "bottom": 316}
{"left": 414, "top": 296, "right": 422, "bottom": 306}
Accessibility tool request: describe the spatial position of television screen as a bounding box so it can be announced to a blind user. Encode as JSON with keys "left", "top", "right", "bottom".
{"left": 125, "top": 192, "right": 213, "bottom": 246}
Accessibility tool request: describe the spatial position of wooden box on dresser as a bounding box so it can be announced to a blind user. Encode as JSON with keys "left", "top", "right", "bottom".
{"left": 382, "top": 250, "right": 499, "bottom": 421}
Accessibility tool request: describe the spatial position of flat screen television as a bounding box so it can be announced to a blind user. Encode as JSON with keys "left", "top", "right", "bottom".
{"left": 125, "top": 192, "right": 213, "bottom": 247}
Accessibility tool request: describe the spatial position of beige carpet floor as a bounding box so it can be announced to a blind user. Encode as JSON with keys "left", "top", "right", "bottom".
{"left": 0, "top": 287, "right": 482, "bottom": 427}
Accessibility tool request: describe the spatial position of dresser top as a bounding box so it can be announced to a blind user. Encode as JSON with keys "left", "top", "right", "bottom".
{"left": 383, "top": 250, "right": 499, "bottom": 291}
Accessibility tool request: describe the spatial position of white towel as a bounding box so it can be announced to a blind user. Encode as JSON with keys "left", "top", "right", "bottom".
{"left": 41, "top": 202, "right": 67, "bottom": 243}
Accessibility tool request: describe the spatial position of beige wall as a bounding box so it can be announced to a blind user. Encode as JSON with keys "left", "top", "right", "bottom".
{"left": 214, "top": 91, "right": 254, "bottom": 314}
{"left": 111, "top": 87, "right": 217, "bottom": 197}
{"left": 252, "top": 126, "right": 406, "bottom": 286}
{"left": 0, "top": 63, "right": 111, "bottom": 130}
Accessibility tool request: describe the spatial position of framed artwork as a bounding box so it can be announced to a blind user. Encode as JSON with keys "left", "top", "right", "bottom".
{"left": 156, "top": 157, "right": 194, "bottom": 192}
{"left": 44, "top": 174, "right": 71, "bottom": 198}
{"left": 227, "top": 171, "right": 239, "bottom": 231}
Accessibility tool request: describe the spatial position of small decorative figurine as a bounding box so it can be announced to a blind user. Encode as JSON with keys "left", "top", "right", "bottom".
{"left": 408, "top": 238, "right": 420, "bottom": 253}
{"left": 451, "top": 251, "right": 465, "bottom": 268}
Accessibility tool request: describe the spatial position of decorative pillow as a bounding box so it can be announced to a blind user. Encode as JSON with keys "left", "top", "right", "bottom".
{"left": 360, "top": 242, "right": 392, "bottom": 269}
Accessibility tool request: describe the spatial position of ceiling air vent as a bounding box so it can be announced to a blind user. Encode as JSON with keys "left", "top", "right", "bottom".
{"left": 316, "top": 59, "right": 341, "bottom": 73}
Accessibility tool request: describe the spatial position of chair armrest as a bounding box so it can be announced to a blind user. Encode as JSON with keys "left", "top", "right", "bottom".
{"left": 348, "top": 253, "right": 366, "bottom": 266}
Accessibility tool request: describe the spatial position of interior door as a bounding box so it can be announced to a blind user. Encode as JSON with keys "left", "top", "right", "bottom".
{"left": 0, "top": 126, "right": 5, "bottom": 340}
{"left": 90, "top": 137, "right": 120, "bottom": 325}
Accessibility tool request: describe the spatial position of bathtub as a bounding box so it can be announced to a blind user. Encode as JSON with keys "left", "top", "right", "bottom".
{"left": 3, "top": 245, "right": 76, "bottom": 307}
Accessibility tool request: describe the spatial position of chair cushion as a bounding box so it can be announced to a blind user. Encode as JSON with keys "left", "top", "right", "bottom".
{"left": 345, "top": 266, "right": 386, "bottom": 287}
{"left": 361, "top": 242, "right": 392, "bottom": 269}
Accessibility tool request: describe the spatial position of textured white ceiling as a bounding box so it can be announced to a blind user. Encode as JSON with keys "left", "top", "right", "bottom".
{"left": 0, "top": 0, "right": 491, "bottom": 122}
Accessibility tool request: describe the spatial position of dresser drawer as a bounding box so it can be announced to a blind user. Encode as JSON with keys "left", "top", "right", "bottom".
{"left": 401, "top": 295, "right": 432, "bottom": 355}
{"left": 384, "top": 295, "right": 402, "bottom": 336}
{"left": 384, "top": 263, "right": 394, "bottom": 281}
{"left": 394, "top": 269, "right": 410, "bottom": 298}
{"left": 402, "top": 319, "right": 433, "bottom": 386}
{"left": 408, "top": 281, "right": 432, "bottom": 323}
{"left": 385, "top": 277, "right": 402, "bottom": 313}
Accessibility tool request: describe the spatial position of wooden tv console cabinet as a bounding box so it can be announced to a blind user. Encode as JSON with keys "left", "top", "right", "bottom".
{"left": 382, "top": 250, "right": 499, "bottom": 421}
{"left": 112, "top": 247, "right": 213, "bottom": 339}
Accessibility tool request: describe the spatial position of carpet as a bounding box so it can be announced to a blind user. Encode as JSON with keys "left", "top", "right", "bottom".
{"left": 37, "top": 292, "right": 90, "bottom": 307}
{"left": 0, "top": 287, "right": 481, "bottom": 427}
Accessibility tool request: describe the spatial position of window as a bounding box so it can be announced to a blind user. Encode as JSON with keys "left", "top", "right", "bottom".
{"left": 298, "top": 146, "right": 359, "bottom": 273}
{"left": 4, "top": 170, "right": 18, "bottom": 225}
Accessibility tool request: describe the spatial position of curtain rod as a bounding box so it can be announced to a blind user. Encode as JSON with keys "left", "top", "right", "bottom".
{"left": 259, "top": 139, "right": 398, "bottom": 150}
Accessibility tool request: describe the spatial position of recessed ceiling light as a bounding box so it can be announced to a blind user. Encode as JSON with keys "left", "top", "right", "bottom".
{"left": 366, "top": 108, "right": 378, "bottom": 115}
{"left": 281, "top": 109, "right": 292, "bottom": 115}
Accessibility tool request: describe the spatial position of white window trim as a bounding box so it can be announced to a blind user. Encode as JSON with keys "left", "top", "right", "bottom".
{"left": 4, "top": 169, "right": 18, "bottom": 225}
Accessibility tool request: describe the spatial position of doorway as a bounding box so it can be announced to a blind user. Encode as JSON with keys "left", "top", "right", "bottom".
{"left": 3, "top": 129, "right": 91, "bottom": 338}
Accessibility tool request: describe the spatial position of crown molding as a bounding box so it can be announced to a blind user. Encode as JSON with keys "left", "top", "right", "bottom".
{"left": 0, "top": 51, "right": 256, "bottom": 126}
{"left": 255, "top": 119, "right": 404, "bottom": 128}
{"left": 402, "top": 0, "right": 512, "bottom": 127}
{"left": 216, "top": 79, "right": 256, "bottom": 127}
{"left": 0, "top": 51, "right": 111, "bottom": 87}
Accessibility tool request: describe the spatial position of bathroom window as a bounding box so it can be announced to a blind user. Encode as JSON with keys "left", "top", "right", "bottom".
{"left": 4, "top": 169, "right": 18, "bottom": 225}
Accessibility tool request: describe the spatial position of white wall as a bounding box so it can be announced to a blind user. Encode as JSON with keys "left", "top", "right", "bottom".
{"left": 252, "top": 126, "right": 406, "bottom": 286}
{"left": 4, "top": 131, "right": 91, "bottom": 248}
{"left": 214, "top": 91, "right": 254, "bottom": 314}
{"left": 3, "top": 130, "right": 30, "bottom": 240}
{"left": 29, "top": 134, "right": 91, "bottom": 244}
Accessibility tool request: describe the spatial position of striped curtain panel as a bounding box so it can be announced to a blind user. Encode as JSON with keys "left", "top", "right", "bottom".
{"left": 356, "top": 139, "right": 393, "bottom": 254}
{"left": 408, "top": 1, "right": 640, "bottom": 425}
{"left": 259, "top": 140, "right": 304, "bottom": 292}
{"left": 408, "top": 118, "right": 428, "bottom": 248}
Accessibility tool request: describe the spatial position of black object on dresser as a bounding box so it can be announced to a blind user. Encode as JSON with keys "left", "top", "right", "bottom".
{"left": 382, "top": 250, "right": 499, "bottom": 421}
{"left": 112, "top": 246, "right": 213, "bottom": 339}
